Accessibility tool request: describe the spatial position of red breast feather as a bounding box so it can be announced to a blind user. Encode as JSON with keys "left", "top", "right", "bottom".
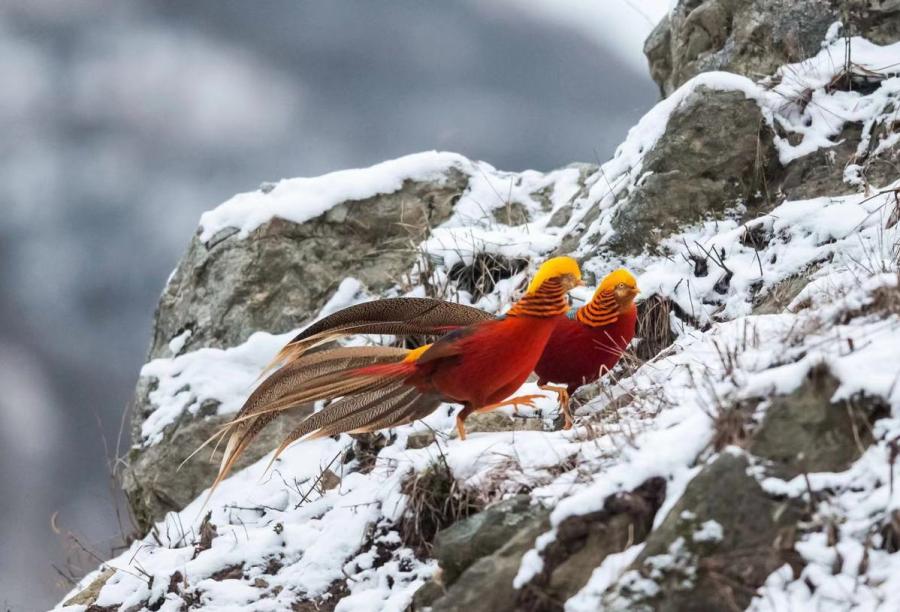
{"left": 535, "top": 306, "right": 637, "bottom": 391}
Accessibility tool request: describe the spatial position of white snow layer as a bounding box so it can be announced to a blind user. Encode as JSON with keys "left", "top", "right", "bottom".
{"left": 60, "top": 35, "right": 900, "bottom": 611}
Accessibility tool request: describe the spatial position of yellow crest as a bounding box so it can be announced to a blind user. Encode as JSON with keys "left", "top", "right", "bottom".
{"left": 595, "top": 268, "right": 638, "bottom": 296}
{"left": 526, "top": 256, "right": 582, "bottom": 294}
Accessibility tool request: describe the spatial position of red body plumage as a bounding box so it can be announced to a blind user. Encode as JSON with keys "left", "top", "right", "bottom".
{"left": 535, "top": 304, "right": 637, "bottom": 393}
{"left": 357, "top": 314, "right": 564, "bottom": 407}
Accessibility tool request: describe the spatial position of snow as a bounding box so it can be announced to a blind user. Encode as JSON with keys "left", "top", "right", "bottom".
{"left": 197, "top": 151, "right": 472, "bottom": 242}
{"left": 692, "top": 520, "right": 724, "bottom": 543}
{"left": 62, "top": 33, "right": 900, "bottom": 612}
{"left": 565, "top": 544, "right": 645, "bottom": 612}
{"left": 139, "top": 330, "right": 294, "bottom": 447}
{"left": 167, "top": 328, "right": 192, "bottom": 356}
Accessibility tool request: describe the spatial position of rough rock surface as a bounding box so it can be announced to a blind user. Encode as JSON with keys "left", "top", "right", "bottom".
{"left": 517, "top": 478, "right": 667, "bottom": 611}
{"left": 428, "top": 510, "right": 551, "bottom": 612}
{"left": 604, "top": 451, "right": 805, "bottom": 612}
{"left": 431, "top": 495, "right": 547, "bottom": 587}
{"left": 603, "top": 365, "right": 889, "bottom": 611}
{"left": 749, "top": 364, "right": 886, "bottom": 478}
{"left": 148, "top": 170, "right": 467, "bottom": 360}
{"left": 607, "top": 87, "right": 778, "bottom": 255}
{"left": 62, "top": 6, "right": 900, "bottom": 611}
{"left": 646, "top": 0, "right": 900, "bottom": 97}
{"left": 124, "top": 170, "right": 468, "bottom": 528}
{"left": 123, "top": 403, "right": 313, "bottom": 531}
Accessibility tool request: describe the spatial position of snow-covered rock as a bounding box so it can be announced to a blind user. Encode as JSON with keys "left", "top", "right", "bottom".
{"left": 64, "top": 13, "right": 900, "bottom": 612}
{"left": 645, "top": 0, "right": 900, "bottom": 97}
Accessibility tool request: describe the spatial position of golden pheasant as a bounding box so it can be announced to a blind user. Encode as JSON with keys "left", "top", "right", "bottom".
{"left": 204, "top": 256, "right": 583, "bottom": 492}
{"left": 532, "top": 268, "right": 639, "bottom": 427}
{"left": 266, "top": 268, "right": 639, "bottom": 429}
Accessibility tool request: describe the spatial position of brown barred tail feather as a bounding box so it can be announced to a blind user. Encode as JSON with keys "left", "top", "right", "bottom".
{"left": 263, "top": 297, "right": 492, "bottom": 373}
{"left": 195, "top": 346, "right": 417, "bottom": 506}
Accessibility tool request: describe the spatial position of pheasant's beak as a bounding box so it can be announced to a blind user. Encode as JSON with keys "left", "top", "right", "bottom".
{"left": 576, "top": 278, "right": 586, "bottom": 287}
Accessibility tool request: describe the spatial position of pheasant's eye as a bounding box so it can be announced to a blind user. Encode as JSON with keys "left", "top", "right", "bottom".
{"left": 616, "top": 283, "right": 626, "bottom": 289}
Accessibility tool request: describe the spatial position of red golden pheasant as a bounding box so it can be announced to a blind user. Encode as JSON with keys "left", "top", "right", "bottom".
{"left": 266, "top": 267, "right": 639, "bottom": 429}
{"left": 203, "top": 256, "right": 583, "bottom": 492}
{"left": 533, "top": 268, "right": 639, "bottom": 428}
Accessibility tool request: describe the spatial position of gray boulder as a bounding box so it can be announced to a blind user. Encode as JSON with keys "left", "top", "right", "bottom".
{"left": 433, "top": 495, "right": 544, "bottom": 585}
{"left": 606, "top": 87, "right": 779, "bottom": 255}
{"left": 428, "top": 510, "right": 551, "bottom": 612}
{"left": 603, "top": 452, "right": 805, "bottom": 612}
{"left": 147, "top": 170, "right": 468, "bottom": 360}
{"left": 646, "top": 0, "right": 900, "bottom": 98}
{"left": 602, "top": 365, "right": 888, "bottom": 611}
{"left": 516, "top": 478, "right": 667, "bottom": 612}
{"left": 123, "top": 170, "right": 468, "bottom": 530}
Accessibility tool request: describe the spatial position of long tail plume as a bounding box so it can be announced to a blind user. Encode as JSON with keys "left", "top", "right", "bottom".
{"left": 199, "top": 346, "right": 434, "bottom": 506}
{"left": 263, "top": 297, "right": 491, "bottom": 374}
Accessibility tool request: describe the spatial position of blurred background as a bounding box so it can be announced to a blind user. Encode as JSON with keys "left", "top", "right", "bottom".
{"left": 0, "top": 1, "right": 666, "bottom": 608}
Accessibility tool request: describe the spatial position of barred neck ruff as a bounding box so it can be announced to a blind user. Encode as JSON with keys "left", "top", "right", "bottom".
{"left": 507, "top": 277, "right": 570, "bottom": 317}
{"left": 576, "top": 289, "right": 620, "bottom": 327}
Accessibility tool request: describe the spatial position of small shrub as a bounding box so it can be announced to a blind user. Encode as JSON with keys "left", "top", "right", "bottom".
{"left": 399, "top": 460, "right": 481, "bottom": 555}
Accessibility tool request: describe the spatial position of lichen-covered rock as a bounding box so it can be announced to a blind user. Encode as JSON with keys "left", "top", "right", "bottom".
{"left": 458, "top": 410, "right": 546, "bottom": 435}
{"left": 603, "top": 452, "right": 805, "bottom": 612}
{"left": 434, "top": 495, "right": 543, "bottom": 585}
{"left": 602, "top": 364, "right": 890, "bottom": 610}
{"left": 124, "top": 170, "right": 468, "bottom": 528}
{"left": 646, "top": 0, "right": 900, "bottom": 97}
{"left": 607, "top": 87, "right": 779, "bottom": 255}
{"left": 148, "top": 170, "right": 468, "bottom": 361}
{"left": 122, "top": 405, "right": 312, "bottom": 531}
{"left": 517, "top": 477, "right": 667, "bottom": 612}
{"left": 62, "top": 567, "right": 115, "bottom": 607}
{"left": 428, "top": 509, "right": 551, "bottom": 612}
{"left": 749, "top": 364, "right": 888, "bottom": 478}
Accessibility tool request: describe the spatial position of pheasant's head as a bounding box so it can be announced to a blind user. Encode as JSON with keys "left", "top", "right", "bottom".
{"left": 597, "top": 268, "right": 639, "bottom": 312}
{"left": 527, "top": 256, "right": 583, "bottom": 294}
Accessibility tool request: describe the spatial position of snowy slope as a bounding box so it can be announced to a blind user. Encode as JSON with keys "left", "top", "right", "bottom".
{"left": 58, "top": 34, "right": 900, "bottom": 611}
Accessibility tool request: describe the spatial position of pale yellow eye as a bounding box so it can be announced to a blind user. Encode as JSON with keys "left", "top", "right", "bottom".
{"left": 616, "top": 283, "right": 627, "bottom": 290}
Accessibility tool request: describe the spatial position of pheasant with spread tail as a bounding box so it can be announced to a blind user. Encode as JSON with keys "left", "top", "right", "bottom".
{"left": 204, "top": 256, "right": 582, "bottom": 494}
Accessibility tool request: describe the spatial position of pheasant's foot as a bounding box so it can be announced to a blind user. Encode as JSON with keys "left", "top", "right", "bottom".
{"left": 476, "top": 393, "right": 544, "bottom": 415}
{"left": 539, "top": 384, "right": 572, "bottom": 430}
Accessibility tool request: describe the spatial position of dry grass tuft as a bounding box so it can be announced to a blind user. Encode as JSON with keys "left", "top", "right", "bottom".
{"left": 635, "top": 295, "right": 681, "bottom": 361}
{"left": 399, "top": 458, "right": 482, "bottom": 555}
{"left": 864, "top": 276, "right": 900, "bottom": 318}
{"left": 448, "top": 252, "right": 528, "bottom": 301}
{"left": 709, "top": 399, "right": 759, "bottom": 452}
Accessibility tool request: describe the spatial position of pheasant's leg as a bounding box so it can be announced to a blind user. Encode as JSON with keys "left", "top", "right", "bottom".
{"left": 539, "top": 384, "right": 572, "bottom": 430}
{"left": 474, "top": 394, "right": 544, "bottom": 415}
{"left": 456, "top": 395, "right": 543, "bottom": 439}
{"left": 456, "top": 404, "right": 475, "bottom": 441}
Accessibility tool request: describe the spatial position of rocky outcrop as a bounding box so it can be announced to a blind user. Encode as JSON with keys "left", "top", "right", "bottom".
{"left": 428, "top": 510, "right": 550, "bottom": 612}
{"left": 148, "top": 171, "right": 468, "bottom": 360}
{"left": 122, "top": 401, "right": 313, "bottom": 531}
{"left": 74, "top": 5, "right": 900, "bottom": 611}
{"left": 646, "top": 0, "right": 900, "bottom": 97}
{"left": 607, "top": 87, "right": 778, "bottom": 255}
{"left": 124, "top": 170, "right": 468, "bottom": 529}
{"left": 433, "top": 495, "right": 542, "bottom": 585}
{"left": 517, "top": 478, "right": 667, "bottom": 611}
{"left": 602, "top": 365, "right": 889, "bottom": 610}
{"left": 604, "top": 452, "right": 804, "bottom": 611}
{"left": 749, "top": 364, "right": 886, "bottom": 478}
